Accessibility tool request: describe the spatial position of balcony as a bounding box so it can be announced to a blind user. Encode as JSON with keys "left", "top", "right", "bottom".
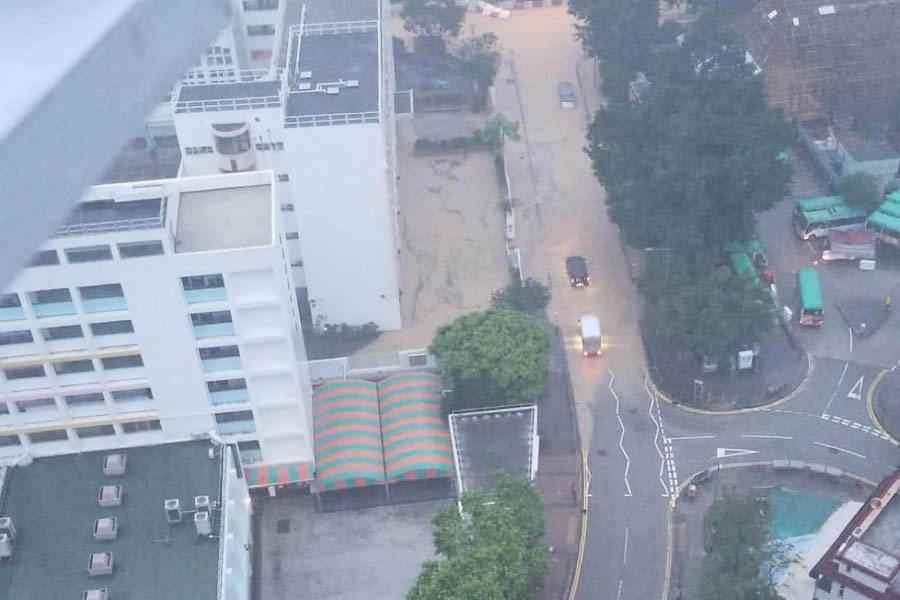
{"left": 216, "top": 419, "right": 256, "bottom": 435}
{"left": 193, "top": 322, "right": 236, "bottom": 338}
{"left": 0, "top": 306, "right": 25, "bottom": 321}
{"left": 209, "top": 387, "right": 250, "bottom": 405}
{"left": 32, "top": 301, "right": 76, "bottom": 318}
{"left": 82, "top": 296, "right": 128, "bottom": 314}
{"left": 184, "top": 287, "right": 227, "bottom": 303}
{"left": 202, "top": 356, "right": 242, "bottom": 372}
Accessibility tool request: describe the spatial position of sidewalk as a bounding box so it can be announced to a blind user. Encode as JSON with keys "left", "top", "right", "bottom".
{"left": 872, "top": 369, "right": 900, "bottom": 441}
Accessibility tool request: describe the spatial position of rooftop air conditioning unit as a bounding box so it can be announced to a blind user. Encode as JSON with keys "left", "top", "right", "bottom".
{"left": 194, "top": 510, "right": 212, "bottom": 536}
{"left": 298, "top": 82, "right": 312, "bottom": 90}
{"left": 165, "top": 498, "right": 183, "bottom": 524}
{"left": 345, "top": 80, "right": 360, "bottom": 88}
{"left": 103, "top": 454, "right": 127, "bottom": 477}
{"left": 83, "top": 590, "right": 109, "bottom": 600}
{"left": 93, "top": 517, "right": 118, "bottom": 541}
{"left": 88, "top": 552, "right": 114, "bottom": 576}
{"left": 0, "top": 533, "right": 13, "bottom": 559}
{"left": 325, "top": 86, "right": 340, "bottom": 95}
{"left": 97, "top": 485, "right": 123, "bottom": 508}
{"left": 299, "top": 70, "right": 312, "bottom": 79}
{"left": 0, "top": 517, "right": 16, "bottom": 540}
{"left": 194, "top": 495, "right": 211, "bottom": 513}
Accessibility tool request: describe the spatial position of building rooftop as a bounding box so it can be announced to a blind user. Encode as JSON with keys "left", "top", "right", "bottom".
{"left": 0, "top": 441, "right": 224, "bottom": 600}
{"left": 56, "top": 197, "right": 167, "bottom": 237}
{"left": 175, "top": 183, "right": 273, "bottom": 253}
{"left": 176, "top": 80, "right": 282, "bottom": 104}
{"left": 285, "top": 29, "right": 379, "bottom": 118}
{"left": 300, "top": 0, "right": 378, "bottom": 23}
{"left": 97, "top": 140, "right": 181, "bottom": 185}
{"left": 448, "top": 405, "right": 538, "bottom": 494}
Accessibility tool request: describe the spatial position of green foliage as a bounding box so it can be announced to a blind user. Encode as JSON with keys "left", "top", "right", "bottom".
{"left": 641, "top": 255, "right": 772, "bottom": 361}
{"left": 456, "top": 33, "right": 501, "bottom": 94}
{"left": 491, "top": 278, "right": 551, "bottom": 313}
{"left": 430, "top": 309, "right": 549, "bottom": 411}
{"left": 700, "top": 496, "right": 786, "bottom": 600}
{"left": 838, "top": 171, "right": 882, "bottom": 212}
{"left": 409, "top": 477, "right": 548, "bottom": 600}
{"left": 475, "top": 114, "right": 521, "bottom": 158}
{"left": 402, "top": 0, "right": 465, "bottom": 40}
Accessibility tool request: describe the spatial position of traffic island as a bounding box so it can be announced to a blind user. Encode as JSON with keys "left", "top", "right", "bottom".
{"left": 870, "top": 369, "right": 900, "bottom": 443}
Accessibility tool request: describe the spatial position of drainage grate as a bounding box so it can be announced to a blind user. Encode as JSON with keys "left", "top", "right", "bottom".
{"left": 276, "top": 519, "right": 291, "bottom": 534}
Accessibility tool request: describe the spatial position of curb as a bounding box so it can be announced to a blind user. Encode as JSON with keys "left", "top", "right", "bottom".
{"left": 663, "top": 460, "right": 877, "bottom": 600}
{"left": 646, "top": 353, "right": 815, "bottom": 416}
{"left": 866, "top": 369, "right": 900, "bottom": 446}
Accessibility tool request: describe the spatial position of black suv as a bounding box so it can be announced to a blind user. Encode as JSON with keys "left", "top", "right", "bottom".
{"left": 566, "top": 256, "right": 590, "bottom": 287}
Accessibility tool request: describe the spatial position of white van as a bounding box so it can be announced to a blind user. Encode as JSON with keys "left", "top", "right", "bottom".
{"left": 579, "top": 315, "right": 602, "bottom": 357}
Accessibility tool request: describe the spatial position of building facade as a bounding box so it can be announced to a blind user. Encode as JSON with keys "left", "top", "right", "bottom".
{"left": 0, "top": 170, "right": 314, "bottom": 484}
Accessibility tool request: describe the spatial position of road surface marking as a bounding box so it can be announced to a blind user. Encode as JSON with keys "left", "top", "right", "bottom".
{"left": 847, "top": 376, "right": 864, "bottom": 401}
{"left": 623, "top": 527, "right": 629, "bottom": 565}
{"left": 716, "top": 448, "right": 760, "bottom": 459}
{"left": 741, "top": 434, "right": 793, "bottom": 440}
{"left": 813, "top": 441, "right": 866, "bottom": 459}
{"left": 645, "top": 376, "right": 672, "bottom": 496}
{"left": 822, "top": 362, "right": 849, "bottom": 416}
{"left": 667, "top": 435, "right": 716, "bottom": 441}
{"left": 616, "top": 579, "right": 624, "bottom": 600}
{"left": 609, "top": 371, "right": 633, "bottom": 497}
{"left": 849, "top": 327, "right": 854, "bottom": 353}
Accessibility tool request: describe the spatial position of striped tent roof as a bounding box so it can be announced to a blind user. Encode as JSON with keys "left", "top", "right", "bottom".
{"left": 244, "top": 461, "right": 313, "bottom": 488}
{"left": 314, "top": 379, "right": 386, "bottom": 491}
{"left": 378, "top": 372, "right": 453, "bottom": 482}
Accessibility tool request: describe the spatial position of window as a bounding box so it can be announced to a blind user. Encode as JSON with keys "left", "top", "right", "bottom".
{"left": 29, "top": 288, "right": 75, "bottom": 317}
{"left": 243, "top": 0, "right": 278, "bottom": 10}
{"left": 118, "top": 240, "right": 164, "bottom": 258}
{"left": 101, "top": 354, "right": 144, "bottom": 370}
{"left": 41, "top": 324, "right": 84, "bottom": 341}
{"left": 15, "top": 397, "right": 56, "bottom": 412}
{"left": 291, "top": 260, "right": 304, "bottom": 267}
{"left": 273, "top": 142, "right": 284, "bottom": 151}
{"left": 207, "top": 378, "right": 247, "bottom": 393}
{"left": 250, "top": 49, "right": 273, "bottom": 61}
{"left": 182, "top": 274, "right": 226, "bottom": 303}
{"left": 65, "top": 393, "right": 105, "bottom": 408}
{"left": 215, "top": 410, "right": 256, "bottom": 434}
{"left": 214, "top": 131, "right": 251, "bottom": 155}
{"left": 0, "top": 435, "right": 20, "bottom": 447}
{"left": 0, "top": 330, "right": 33, "bottom": 346}
{"left": 277, "top": 173, "right": 290, "bottom": 182}
{"left": 255, "top": 143, "right": 272, "bottom": 151}
{"left": 200, "top": 345, "right": 240, "bottom": 360}
{"left": 5, "top": 365, "right": 45, "bottom": 380}
{"left": 207, "top": 378, "right": 249, "bottom": 403}
{"left": 29, "top": 250, "right": 60, "bottom": 267}
{"left": 281, "top": 203, "right": 295, "bottom": 212}
{"left": 0, "top": 294, "right": 22, "bottom": 310}
{"left": 79, "top": 284, "right": 127, "bottom": 313}
{"left": 111, "top": 387, "right": 153, "bottom": 403}
{"left": 0, "top": 403, "right": 9, "bottom": 416}
{"left": 75, "top": 424, "right": 115, "bottom": 438}
{"left": 65, "top": 245, "right": 113, "bottom": 263}
{"left": 238, "top": 440, "right": 263, "bottom": 464}
{"left": 52, "top": 359, "right": 94, "bottom": 375}
{"left": 28, "top": 429, "right": 68, "bottom": 443}
{"left": 121, "top": 419, "right": 162, "bottom": 433}
{"left": 192, "top": 311, "right": 232, "bottom": 326}
{"left": 90, "top": 320, "right": 134, "bottom": 336}
{"left": 286, "top": 232, "right": 299, "bottom": 240}
{"left": 247, "top": 24, "right": 275, "bottom": 36}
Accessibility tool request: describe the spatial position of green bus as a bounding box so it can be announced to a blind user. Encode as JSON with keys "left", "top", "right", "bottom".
{"left": 867, "top": 209, "right": 900, "bottom": 248}
{"left": 792, "top": 200, "right": 867, "bottom": 240}
{"left": 793, "top": 196, "right": 844, "bottom": 214}
{"left": 797, "top": 268, "right": 824, "bottom": 327}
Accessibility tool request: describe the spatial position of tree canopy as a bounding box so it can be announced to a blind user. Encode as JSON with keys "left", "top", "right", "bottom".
{"left": 491, "top": 278, "right": 550, "bottom": 313}
{"left": 430, "top": 309, "right": 549, "bottom": 411}
{"left": 408, "top": 477, "right": 548, "bottom": 600}
{"left": 401, "top": 0, "right": 465, "bottom": 40}
{"left": 838, "top": 171, "right": 882, "bottom": 213}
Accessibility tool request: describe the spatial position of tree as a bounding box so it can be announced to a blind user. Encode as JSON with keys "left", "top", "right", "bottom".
{"left": 838, "top": 171, "right": 882, "bottom": 212}
{"left": 475, "top": 114, "right": 521, "bottom": 158}
{"left": 409, "top": 477, "right": 548, "bottom": 600}
{"left": 700, "top": 496, "right": 786, "bottom": 600}
{"left": 402, "top": 0, "right": 465, "bottom": 41}
{"left": 491, "top": 278, "right": 551, "bottom": 313}
{"left": 456, "top": 33, "right": 501, "bottom": 93}
{"left": 430, "top": 309, "right": 549, "bottom": 411}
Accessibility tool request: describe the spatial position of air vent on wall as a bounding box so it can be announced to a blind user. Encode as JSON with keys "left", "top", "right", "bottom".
{"left": 103, "top": 454, "right": 127, "bottom": 477}
{"left": 194, "top": 495, "right": 211, "bottom": 513}
{"left": 194, "top": 511, "right": 212, "bottom": 536}
{"left": 0, "top": 533, "right": 14, "bottom": 558}
{"left": 165, "top": 498, "right": 183, "bottom": 523}
{"left": 98, "top": 485, "right": 122, "bottom": 508}
{"left": 0, "top": 517, "right": 16, "bottom": 540}
{"left": 88, "top": 552, "right": 114, "bottom": 576}
{"left": 93, "top": 518, "right": 118, "bottom": 541}
{"left": 83, "top": 590, "right": 109, "bottom": 600}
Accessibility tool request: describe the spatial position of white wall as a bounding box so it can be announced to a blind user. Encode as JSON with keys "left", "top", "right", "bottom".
{"left": 220, "top": 446, "right": 252, "bottom": 600}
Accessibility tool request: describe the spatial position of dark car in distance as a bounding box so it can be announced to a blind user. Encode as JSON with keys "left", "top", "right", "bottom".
{"left": 566, "top": 256, "right": 590, "bottom": 287}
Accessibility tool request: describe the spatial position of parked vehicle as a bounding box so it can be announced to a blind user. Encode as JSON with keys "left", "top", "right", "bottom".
{"left": 797, "top": 268, "right": 824, "bottom": 327}
{"left": 579, "top": 315, "right": 602, "bottom": 356}
{"left": 566, "top": 256, "right": 590, "bottom": 287}
{"left": 821, "top": 227, "right": 875, "bottom": 262}
{"left": 793, "top": 197, "right": 867, "bottom": 240}
{"left": 867, "top": 192, "right": 900, "bottom": 248}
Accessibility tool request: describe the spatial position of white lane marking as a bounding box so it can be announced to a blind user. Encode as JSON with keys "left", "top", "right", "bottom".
{"left": 741, "top": 434, "right": 793, "bottom": 440}
{"left": 822, "top": 362, "right": 849, "bottom": 416}
{"left": 609, "top": 371, "right": 633, "bottom": 497}
{"left": 616, "top": 579, "right": 624, "bottom": 600}
{"left": 849, "top": 327, "right": 854, "bottom": 354}
{"left": 847, "top": 376, "right": 864, "bottom": 401}
{"left": 716, "top": 448, "right": 760, "bottom": 459}
{"left": 667, "top": 435, "right": 717, "bottom": 441}
{"left": 623, "top": 527, "right": 629, "bottom": 565}
{"left": 645, "top": 376, "right": 675, "bottom": 498}
{"left": 813, "top": 441, "right": 866, "bottom": 459}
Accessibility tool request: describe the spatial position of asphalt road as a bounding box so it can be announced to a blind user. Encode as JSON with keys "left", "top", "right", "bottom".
{"left": 472, "top": 7, "right": 900, "bottom": 600}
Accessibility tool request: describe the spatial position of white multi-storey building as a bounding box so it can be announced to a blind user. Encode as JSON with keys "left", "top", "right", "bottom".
{"left": 145, "top": 0, "right": 403, "bottom": 331}
{"left": 0, "top": 169, "right": 314, "bottom": 487}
